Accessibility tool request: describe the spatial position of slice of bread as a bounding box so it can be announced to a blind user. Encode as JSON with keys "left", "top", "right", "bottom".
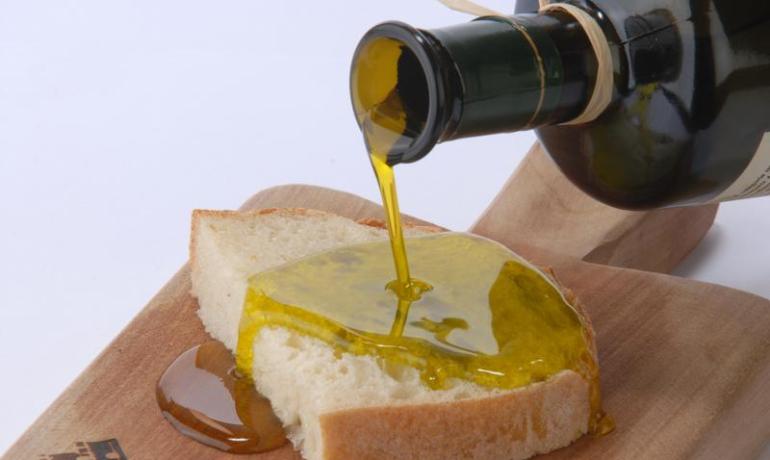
{"left": 190, "top": 208, "right": 594, "bottom": 460}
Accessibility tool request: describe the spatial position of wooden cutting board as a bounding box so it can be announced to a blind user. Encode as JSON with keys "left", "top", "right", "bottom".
{"left": 6, "top": 145, "right": 770, "bottom": 460}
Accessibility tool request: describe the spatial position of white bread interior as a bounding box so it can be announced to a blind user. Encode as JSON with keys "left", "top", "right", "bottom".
{"left": 190, "top": 208, "right": 593, "bottom": 460}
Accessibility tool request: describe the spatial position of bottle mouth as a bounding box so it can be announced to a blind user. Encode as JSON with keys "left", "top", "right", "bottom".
{"left": 350, "top": 22, "right": 449, "bottom": 165}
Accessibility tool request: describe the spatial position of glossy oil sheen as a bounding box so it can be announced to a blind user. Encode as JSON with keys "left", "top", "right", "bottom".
{"left": 156, "top": 341, "right": 287, "bottom": 453}
{"left": 236, "top": 233, "right": 611, "bottom": 434}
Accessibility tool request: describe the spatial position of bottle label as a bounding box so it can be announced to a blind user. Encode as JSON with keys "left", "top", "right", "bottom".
{"left": 711, "top": 133, "right": 770, "bottom": 202}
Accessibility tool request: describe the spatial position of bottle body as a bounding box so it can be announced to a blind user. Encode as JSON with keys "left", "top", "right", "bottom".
{"left": 351, "top": 1, "right": 770, "bottom": 209}
{"left": 537, "top": 0, "right": 770, "bottom": 208}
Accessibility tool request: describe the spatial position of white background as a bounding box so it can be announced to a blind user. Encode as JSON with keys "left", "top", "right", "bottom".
{"left": 1, "top": 0, "right": 769, "bottom": 455}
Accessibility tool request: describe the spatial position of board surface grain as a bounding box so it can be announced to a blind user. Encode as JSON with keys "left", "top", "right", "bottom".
{"left": 5, "top": 145, "right": 768, "bottom": 460}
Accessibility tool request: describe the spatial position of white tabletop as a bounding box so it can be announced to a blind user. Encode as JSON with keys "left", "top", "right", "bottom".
{"left": 1, "top": 0, "right": 769, "bottom": 454}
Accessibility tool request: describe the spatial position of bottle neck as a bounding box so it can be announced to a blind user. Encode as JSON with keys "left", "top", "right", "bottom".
{"left": 350, "top": 12, "right": 600, "bottom": 165}
{"left": 431, "top": 11, "right": 603, "bottom": 139}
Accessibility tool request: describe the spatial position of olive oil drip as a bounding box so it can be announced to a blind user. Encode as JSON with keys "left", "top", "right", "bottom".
{"left": 356, "top": 35, "right": 433, "bottom": 337}
{"left": 355, "top": 36, "right": 429, "bottom": 300}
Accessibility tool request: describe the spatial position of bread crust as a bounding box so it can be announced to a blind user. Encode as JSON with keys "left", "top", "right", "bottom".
{"left": 355, "top": 217, "right": 444, "bottom": 235}
{"left": 320, "top": 370, "right": 589, "bottom": 460}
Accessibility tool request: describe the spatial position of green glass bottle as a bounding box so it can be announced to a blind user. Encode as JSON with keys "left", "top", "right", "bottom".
{"left": 350, "top": 1, "right": 770, "bottom": 209}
